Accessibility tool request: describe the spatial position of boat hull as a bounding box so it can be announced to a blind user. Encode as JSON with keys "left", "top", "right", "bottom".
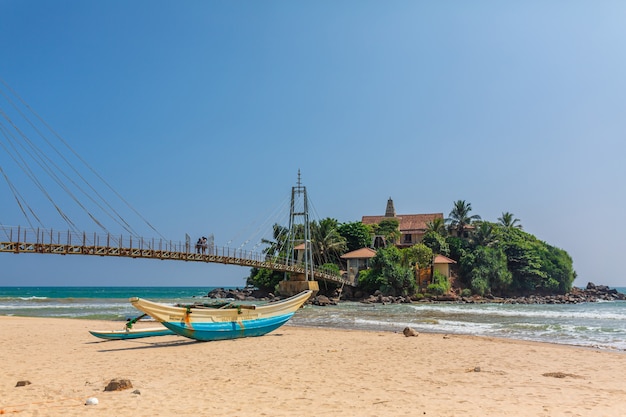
{"left": 89, "top": 327, "right": 175, "bottom": 340}
{"left": 160, "top": 312, "right": 295, "bottom": 341}
{"left": 130, "top": 290, "right": 312, "bottom": 342}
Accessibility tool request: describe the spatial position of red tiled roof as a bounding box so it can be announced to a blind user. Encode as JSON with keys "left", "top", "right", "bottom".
{"left": 361, "top": 213, "right": 444, "bottom": 232}
{"left": 340, "top": 247, "right": 377, "bottom": 259}
{"left": 434, "top": 254, "right": 456, "bottom": 264}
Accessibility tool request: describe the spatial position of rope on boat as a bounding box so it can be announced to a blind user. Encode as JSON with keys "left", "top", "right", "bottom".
{"left": 125, "top": 313, "right": 148, "bottom": 329}
{"left": 176, "top": 302, "right": 248, "bottom": 315}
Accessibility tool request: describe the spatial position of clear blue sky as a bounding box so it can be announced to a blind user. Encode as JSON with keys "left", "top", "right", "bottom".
{"left": 1, "top": 1, "right": 625, "bottom": 287}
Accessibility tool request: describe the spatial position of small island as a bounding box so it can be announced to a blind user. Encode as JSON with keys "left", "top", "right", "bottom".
{"left": 245, "top": 198, "right": 620, "bottom": 304}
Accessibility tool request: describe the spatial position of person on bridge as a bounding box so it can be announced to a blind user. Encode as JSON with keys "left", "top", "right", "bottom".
{"left": 201, "top": 237, "right": 208, "bottom": 254}
{"left": 195, "top": 238, "right": 202, "bottom": 254}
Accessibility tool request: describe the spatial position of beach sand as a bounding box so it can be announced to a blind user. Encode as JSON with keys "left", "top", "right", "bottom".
{"left": 1, "top": 316, "right": 625, "bottom": 416}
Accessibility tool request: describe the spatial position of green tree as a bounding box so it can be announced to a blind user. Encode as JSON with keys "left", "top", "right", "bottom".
{"left": 357, "top": 269, "right": 383, "bottom": 294}
{"left": 472, "top": 221, "right": 498, "bottom": 247}
{"left": 246, "top": 267, "right": 283, "bottom": 292}
{"left": 262, "top": 223, "right": 289, "bottom": 259}
{"left": 378, "top": 218, "right": 401, "bottom": 245}
{"left": 310, "top": 218, "right": 347, "bottom": 265}
{"left": 426, "top": 217, "right": 447, "bottom": 236}
{"left": 402, "top": 243, "right": 433, "bottom": 270}
{"left": 498, "top": 212, "right": 522, "bottom": 229}
{"left": 493, "top": 227, "right": 549, "bottom": 293}
{"left": 504, "top": 240, "right": 547, "bottom": 292}
{"left": 403, "top": 243, "right": 434, "bottom": 289}
{"left": 467, "top": 246, "right": 512, "bottom": 296}
{"left": 337, "top": 221, "right": 372, "bottom": 252}
{"left": 359, "top": 246, "right": 416, "bottom": 296}
{"left": 372, "top": 218, "right": 401, "bottom": 246}
{"left": 422, "top": 230, "right": 450, "bottom": 256}
{"left": 446, "top": 200, "right": 481, "bottom": 238}
{"left": 448, "top": 216, "right": 575, "bottom": 296}
{"left": 446, "top": 235, "right": 470, "bottom": 262}
{"left": 539, "top": 244, "right": 575, "bottom": 293}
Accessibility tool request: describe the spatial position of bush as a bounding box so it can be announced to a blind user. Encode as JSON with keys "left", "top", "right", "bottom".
{"left": 427, "top": 270, "right": 450, "bottom": 295}
{"left": 357, "top": 269, "right": 384, "bottom": 294}
{"left": 426, "top": 283, "right": 446, "bottom": 295}
{"left": 357, "top": 246, "right": 417, "bottom": 296}
{"left": 246, "top": 268, "right": 283, "bottom": 293}
{"left": 319, "top": 263, "right": 340, "bottom": 276}
{"left": 470, "top": 275, "right": 489, "bottom": 296}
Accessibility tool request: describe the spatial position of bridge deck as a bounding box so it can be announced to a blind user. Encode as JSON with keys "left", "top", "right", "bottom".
{"left": 0, "top": 226, "right": 354, "bottom": 286}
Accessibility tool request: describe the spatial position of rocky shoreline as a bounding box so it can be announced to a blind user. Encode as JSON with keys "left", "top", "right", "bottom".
{"left": 205, "top": 282, "right": 625, "bottom": 306}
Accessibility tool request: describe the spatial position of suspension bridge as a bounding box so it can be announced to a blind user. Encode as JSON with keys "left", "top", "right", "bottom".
{"left": 0, "top": 221, "right": 351, "bottom": 287}
{"left": 0, "top": 80, "right": 353, "bottom": 292}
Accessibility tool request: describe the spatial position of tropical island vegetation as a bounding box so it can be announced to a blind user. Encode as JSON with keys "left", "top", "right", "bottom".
{"left": 247, "top": 200, "right": 576, "bottom": 299}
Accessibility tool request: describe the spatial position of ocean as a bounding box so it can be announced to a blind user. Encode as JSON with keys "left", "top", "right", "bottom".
{"left": 1, "top": 286, "right": 626, "bottom": 351}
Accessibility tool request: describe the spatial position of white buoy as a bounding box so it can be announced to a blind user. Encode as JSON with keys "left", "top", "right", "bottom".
{"left": 85, "top": 397, "right": 99, "bottom": 406}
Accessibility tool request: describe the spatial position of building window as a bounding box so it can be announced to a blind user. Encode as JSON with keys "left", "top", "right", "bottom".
{"left": 403, "top": 234, "right": 412, "bottom": 243}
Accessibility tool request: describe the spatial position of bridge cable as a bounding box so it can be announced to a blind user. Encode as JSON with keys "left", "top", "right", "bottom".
{"left": 0, "top": 165, "right": 38, "bottom": 230}
{"left": 0, "top": 111, "right": 110, "bottom": 233}
{"left": 256, "top": 192, "right": 291, "bottom": 259}
{"left": 225, "top": 191, "right": 290, "bottom": 255}
{"left": 0, "top": 120, "right": 79, "bottom": 231}
{"left": 248, "top": 193, "right": 291, "bottom": 253}
{"left": 0, "top": 86, "right": 134, "bottom": 235}
{"left": 0, "top": 79, "right": 164, "bottom": 239}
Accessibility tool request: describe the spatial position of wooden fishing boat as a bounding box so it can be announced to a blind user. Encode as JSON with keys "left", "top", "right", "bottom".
{"left": 89, "top": 326, "right": 175, "bottom": 340}
{"left": 89, "top": 313, "right": 175, "bottom": 340}
{"left": 129, "top": 290, "right": 312, "bottom": 341}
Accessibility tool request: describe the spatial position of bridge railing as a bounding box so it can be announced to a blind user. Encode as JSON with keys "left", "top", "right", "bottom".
{"left": 0, "top": 225, "right": 273, "bottom": 259}
{"left": 0, "top": 225, "right": 188, "bottom": 252}
{"left": 0, "top": 225, "right": 345, "bottom": 282}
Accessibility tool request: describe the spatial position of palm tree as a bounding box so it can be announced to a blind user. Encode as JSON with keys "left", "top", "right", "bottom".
{"left": 472, "top": 221, "right": 498, "bottom": 247}
{"left": 426, "top": 217, "right": 447, "bottom": 236}
{"left": 310, "top": 218, "right": 347, "bottom": 265}
{"left": 446, "top": 200, "right": 481, "bottom": 238}
{"left": 497, "top": 212, "right": 522, "bottom": 229}
{"left": 261, "top": 223, "right": 289, "bottom": 259}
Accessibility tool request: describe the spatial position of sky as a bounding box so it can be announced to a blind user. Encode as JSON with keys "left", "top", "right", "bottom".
{"left": 1, "top": 1, "right": 625, "bottom": 287}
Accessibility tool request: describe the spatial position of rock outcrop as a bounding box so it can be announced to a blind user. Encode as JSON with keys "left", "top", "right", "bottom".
{"left": 104, "top": 378, "right": 133, "bottom": 392}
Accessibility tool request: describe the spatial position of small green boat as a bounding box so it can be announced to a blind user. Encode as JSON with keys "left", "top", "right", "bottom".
{"left": 89, "top": 314, "right": 174, "bottom": 340}
{"left": 89, "top": 326, "right": 175, "bottom": 340}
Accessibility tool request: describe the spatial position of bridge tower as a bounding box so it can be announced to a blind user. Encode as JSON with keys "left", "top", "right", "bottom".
{"left": 278, "top": 171, "right": 320, "bottom": 296}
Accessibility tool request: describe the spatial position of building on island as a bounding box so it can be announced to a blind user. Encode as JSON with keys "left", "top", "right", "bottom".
{"left": 361, "top": 198, "right": 444, "bottom": 248}
{"left": 340, "top": 247, "right": 377, "bottom": 284}
{"left": 344, "top": 198, "right": 451, "bottom": 288}
{"left": 433, "top": 254, "right": 456, "bottom": 279}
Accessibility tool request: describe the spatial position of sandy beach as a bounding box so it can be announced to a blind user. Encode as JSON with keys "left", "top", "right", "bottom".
{"left": 1, "top": 316, "right": 625, "bottom": 416}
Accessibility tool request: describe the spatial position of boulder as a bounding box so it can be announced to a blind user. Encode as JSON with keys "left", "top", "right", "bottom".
{"left": 104, "top": 378, "right": 133, "bottom": 392}
{"left": 403, "top": 327, "right": 419, "bottom": 337}
{"left": 313, "top": 295, "right": 334, "bottom": 306}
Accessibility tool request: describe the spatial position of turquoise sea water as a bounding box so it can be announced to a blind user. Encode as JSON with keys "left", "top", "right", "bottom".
{"left": 0, "top": 287, "right": 214, "bottom": 320}
{"left": 1, "top": 286, "right": 626, "bottom": 351}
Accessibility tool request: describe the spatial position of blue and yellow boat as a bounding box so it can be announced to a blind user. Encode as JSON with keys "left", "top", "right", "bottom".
{"left": 129, "top": 290, "right": 312, "bottom": 342}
